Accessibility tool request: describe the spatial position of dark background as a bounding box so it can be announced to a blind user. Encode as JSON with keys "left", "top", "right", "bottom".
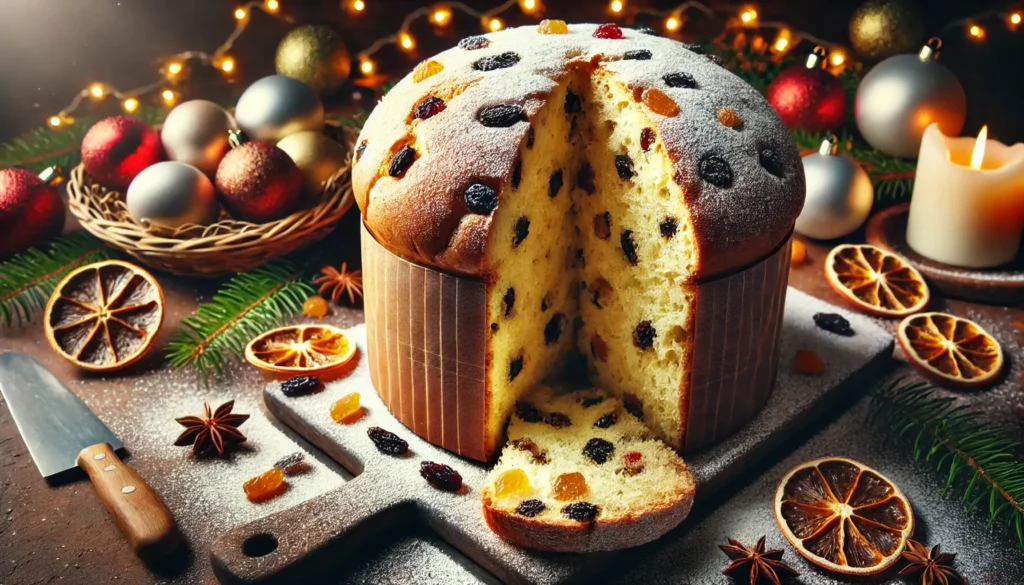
{"left": 0, "top": 0, "right": 1021, "bottom": 143}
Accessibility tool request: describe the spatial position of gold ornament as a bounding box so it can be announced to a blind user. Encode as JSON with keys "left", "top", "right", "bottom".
{"left": 849, "top": 0, "right": 926, "bottom": 61}
{"left": 275, "top": 25, "right": 351, "bottom": 95}
{"left": 276, "top": 131, "right": 349, "bottom": 196}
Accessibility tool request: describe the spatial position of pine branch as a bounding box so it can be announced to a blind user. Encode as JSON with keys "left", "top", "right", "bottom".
{"left": 868, "top": 379, "right": 1024, "bottom": 548}
{"left": 792, "top": 129, "right": 917, "bottom": 203}
{"left": 0, "top": 232, "right": 114, "bottom": 327}
{"left": 165, "top": 261, "right": 314, "bottom": 377}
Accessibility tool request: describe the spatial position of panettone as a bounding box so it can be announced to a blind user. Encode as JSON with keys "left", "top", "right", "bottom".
{"left": 355, "top": 23, "right": 804, "bottom": 461}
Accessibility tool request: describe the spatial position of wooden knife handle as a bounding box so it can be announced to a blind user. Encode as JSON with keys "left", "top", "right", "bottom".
{"left": 77, "top": 443, "right": 180, "bottom": 560}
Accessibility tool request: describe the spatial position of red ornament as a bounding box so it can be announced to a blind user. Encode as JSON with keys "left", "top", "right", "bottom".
{"left": 81, "top": 117, "right": 164, "bottom": 189}
{"left": 766, "top": 49, "right": 847, "bottom": 133}
{"left": 0, "top": 168, "right": 65, "bottom": 257}
{"left": 215, "top": 139, "right": 303, "bottom": 223}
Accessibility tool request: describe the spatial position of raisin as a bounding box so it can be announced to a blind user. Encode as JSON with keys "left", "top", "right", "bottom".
{"left": 512, "top": 439, "right": 549, "bottom": 464}
{"left": 273, "top": 452, "right": 309, "bottom": 476}
{"left": 624, "top": 49, "right": 652, "bottom": 60}
{"left": 479, "top": 104, "right": 526, "bottom": 128}
{"left": 581, "top": 396, "right": 605, "bottom": 408}
{"left": 593, "top": 211, "right": 611, "bottom": 240}
{"left": 562, "top": 502, "right": 599, "bottom": 522}
{"left": 464, "top": 183, "right": 498, "bottom": 214}
{"left": 502, "top": 287, "right": 515, "bottom": 317}
{"left": 583, "top": 438, "right": 614, "bottom": 464}
{"left": 490, "top": 322, "right": 499, "bottom": 333}
{"left": 706, "top": 54, "right": 725, "bottom": 66}
{"left": 458, "top": 35, "right": 489, "bottom": 50}
{"left": 717, "top": 108, "right": 743, "bottom": 129}
{"left": 517, "top": 499, "right": 546, "bottom": 517}
{"left": 640, "top": 127, "right": 656, "bottom": 152}
{"left": 642, "top": 87, "right": 679, "bottom": 117}
{"left": 515, "top": 401, "right": 542, "bottom": 422}
{"left": 576, "top": 162, "right": 596, "bottom": 194}
{"left": 699, "top": 155, "right": 733, "bottom": 188}
{"left": 513, "top": 216, "right": 530, "bottom": 247}
{"left": 355, "top": 140, "right": 367, "bottom": 161}
{"left": 280, "top": 375, "right": 322, "bottom": 397}
{"left": 620, "top": 230, "right": 639, "bottom": 265}
{"left": 512, "top": 160, "right": 522, "bottom": 189}
{"left": 623, "top": 393, "right": 644, "bottom": 420}
{"left": 540, "top": 293, "right": 550, "bottom": 312}
{"left": 682, "top": 43, "right": 707, "bottom": 54}
{"left": 590, "top": 333, "right": 609, "bottom": 362}
{"left": 633, "top": 320, "right": 656, "bottom": 350}
{"left": 564, "top": 90, "right": 582, "bottom": 114}
{"left": 526, "top": 126, "right": 535, "bottom": 149}
{"left": 544, "top": 313, "right": 565, "bottom": 345}
{"left": 414, "top": 96, "right": 446, "bottom": 120}
{"left": 330, "top": 392, "right": 362, "bottom": 423}
{"left": 243, "top": 468, "right": 286, "bottom": 503}
{"left": 574, "top": 248, "right": 585, "bottom": 268}
{"left": 367, "top": 427, "right": 409, "bottom": 454}
{"left": 545, "top": 412, "right": 571, "bottom": 427}
{"left": 759, "top": 147, "right": 784, "bottom": 178}
{"left": 813, "top": 312, "right": 855, "bottom": 337}
{"left": 615, "top": 154, "right": 635, "bottom": 179}
{"left": 660, "top": 217, "right": 678, "bottom": 239}
{"left": 663, "top": 72, "right": 698, "bottom": 89}
{"left": 472, "top": 51, "right": 520, "bottom": 71}
{"left": 620, "top": 451, "right": 644, "bottom": 476}
{"left": 420, "top": 461, "right": 463, "bottom": 492}
{"left": 548, "top": 169, "right": 563, "bottom": 198}
{"left": 594, "top": 413, "right": 617, "bottom": 428}
{"left": 635, "top": 26, "right": 657, "bottom": 35}
{"left": 388, "top": 145, "right": 416, "bottom": 177}
{"left": 589, "top": 278, "right": 612, "bottom": 308}
{"left": 593, "top": 23, "right": 624, "bottom": 39}
{"left": 509, "top": 355, "right": 524, "bottom": 381}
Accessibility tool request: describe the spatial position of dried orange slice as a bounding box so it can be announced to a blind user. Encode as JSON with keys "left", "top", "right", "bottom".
{"left": 825, "top": 244, "right": 929, "bottom": 317}
{"left": 897, "top": 312, "right": 1003, "bottom": 388}
{"left": 774, "top": 457, "right": 913, "bottom": 576}
{"left": 244, "top": 324, "right": 357, "bottom": 380}
{"left": 44, "top": 260, "right": 164, "bottom": 372}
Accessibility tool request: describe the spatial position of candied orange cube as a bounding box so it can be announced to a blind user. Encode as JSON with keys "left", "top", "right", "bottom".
{"left": 302, "top": 296, "right": 329, "bottom": 318}
{"left": 538, "top": 19, "right": 568, "bottom": 34}
{"left": 642, "top": 88, "right": 679, "bottom": 117}
{"left": 552, "top": 472, "right": 588, "bottom": 501}
{"left": 413, "top": 59, "right": 444, "bottom": 82}
{"left": 243, "top": 467, "right": 286, "bottom": 503}
{"left": 495, "top": 468, "right": 530, "bottom": 497}
{"left": 331, "top": 392, "right": 362, "bottom": 423}
{"left": 717, "top": 108, "right": 743, "bottom": 129}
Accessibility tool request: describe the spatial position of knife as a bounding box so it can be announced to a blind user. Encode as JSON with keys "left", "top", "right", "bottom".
{"left": 0, "top": 352, "right": 180, "bottom": 559}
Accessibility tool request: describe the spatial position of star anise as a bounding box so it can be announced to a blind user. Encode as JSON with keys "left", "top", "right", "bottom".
{"left": 899, "top": 539, "right": 965, "bottom": 585}
{"left": 314, "top": 262, "right": 363, "bottom": 305}
{"left": 719, "top": 536, "right": 799, "bottom": 585}
{"left": 174, "top": 400, "right": 250, "bottom": 455}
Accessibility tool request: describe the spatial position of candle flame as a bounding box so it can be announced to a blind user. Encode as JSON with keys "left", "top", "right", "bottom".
{"left": 970, "top": 125, "right": 988, "bottom": 170}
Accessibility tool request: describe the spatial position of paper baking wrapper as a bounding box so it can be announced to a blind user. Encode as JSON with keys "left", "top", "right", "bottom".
{"left": 362, "top": 223, "right": 791, "bottom": 461}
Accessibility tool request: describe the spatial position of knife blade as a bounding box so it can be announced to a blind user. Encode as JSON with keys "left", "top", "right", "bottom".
{"left": 0, "top": 352, "right": 180, "bottom": 559}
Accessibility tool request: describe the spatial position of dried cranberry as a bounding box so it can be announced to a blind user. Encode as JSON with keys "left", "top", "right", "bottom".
{"left": 620, "top": 230, "right": 639, "bottom": 265}
{"left": 562, "top": 502, "right": 599, "bottom": 521}
{"left": 700, "top": 155, "right": 733, "bottom": 188}
{"left": 660, "top": 217, "right": 678, "bottom": 239}
{"left": 576, "top": 162, "right": 596, "bottom": 194}
{"left": 593, "top": 211, "right": 611, "bottom": 240}
{"left": 355, "top": 140, "right": 367, "bottom": 161}
{"left": 515, "top": 401, "right": 542, "bottom": 422}
{"left": 624, "top": 49, "right": 652, "bottom": 60}
{"left": 593, "top": 23, "right": 624, "bottom": 39}
{"left": 513, "top": 216, "right": 530, "bottom": 247}
{"left": 512, "top": 160, "right": 522, "bottom": 189}
{"left": 509, "top": 355, "right": 524, "bottom": 381}
{"left": 517, "top": 499, "right": 546, "bottom": 517}
{"left": 464, "top": 183, "right": 498, "bottom": 214}
{"left": 633, "top": 320, "right": 656, "bottom": 350}
{"left": 502, "top": 287, "right": 515, "bottom": 317}
{"left": 581, "top": 396, "right": 605, "bottom": 408}
{"left": 640, "top": 127, "right": 656, "bottom": 152}
{"left": 615, "top": 154, "right": 635, "bottom": 179}
{"left": 545, "top": 412, "right": 571, "bottom": 427}
{"left": 583, "top": 438, "right": 614, "bottom": 463}
{"left": 548, "top": 169, "right": 563, "bottom": 198}
{"left": 472, "top": 51, "right": 520, "bottom": 71}
{"left": 621, "top": 451, "right": 644, "bottom": 476}
{"left": 760, "top": 148, "right": 784, "bottom": 178}
{"left": 459, "top": 36, "right": 489, "bottom": 50}
{"left": 663, "top": 72, "right": 698, "bottom": 89}
{"left": 564, "top": 90, "right": 582, "bottom": 114}
{"left": 544, "top": 313, "right": 565, "bottom": 345}
{"left": 479, "top": 104, "right": 527, "bottom": 127}
{"left": 813, "top": 313, "right": 855, "bottom": 337}
{"left": 594, "top": 413, "right": 617, "bottom": 428}
{"left": 388, "top": 145, "right": 416, "bottom": 177}
{"left": 280, "top": 375, "right": 322, "bottom": 397}
{"left": 624, "top": 393, "right": 644, "bottom": 420}
{"left": 414, "top": 96, "right": 446, "bottom": 120}
{"left": 420, "top": 461, "right": 462, "bottom": 491}
{"left": 367, "top": 427, "right": 409, "bottom": 454}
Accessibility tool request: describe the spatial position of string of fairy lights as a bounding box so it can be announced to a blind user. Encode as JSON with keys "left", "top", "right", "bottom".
{"left": 44, "top": 0, "right": 1024, "bottom": 131}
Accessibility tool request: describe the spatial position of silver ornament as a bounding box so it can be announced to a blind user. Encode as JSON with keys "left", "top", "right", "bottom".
{"left": 276, "top": 131, "right": 348, "bottom": 194}
{"left": 234, "top": 75, "right": 324, "bottom": 142}
{"left": 126, "top": 161, "right": 219, "bottom": 229}
{"left": 795, "top": 137, "right": 875, "bottom": 240}
{"left": 160, "top": 100, "right": 234, "bottom": 176}
{"left": 855, "top": 39, "right": 966, "bottom": 158}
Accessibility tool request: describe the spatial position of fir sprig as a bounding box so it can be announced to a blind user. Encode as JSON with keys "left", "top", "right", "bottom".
{"left": 165, "top": 261, "right": 315, "bottom": 376}
{"left": 868, "top": 379, "right": 1024, "bottom": 547}
{"left": 792, "top": 129, "right": 917, "bottom": 203}
{"left": 0, "top": 232, "right": 114, "bottom": 327}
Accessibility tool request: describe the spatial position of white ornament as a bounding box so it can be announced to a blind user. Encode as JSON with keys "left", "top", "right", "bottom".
{"left": 234, "top": 75, "right": 324, "bottom": 142}
{"left": 126, "top": 162, "right": 219, "bottom": 229}
{"left": 160, "top": 100, "right": 235, "bottom": 177}
{"left": 796, "top": 138, "right": 875, "bottom": 240}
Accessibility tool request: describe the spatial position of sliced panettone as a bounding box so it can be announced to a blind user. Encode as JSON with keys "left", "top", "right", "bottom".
{"left": 481, "top": 386, "right": 696, "bottom": 552}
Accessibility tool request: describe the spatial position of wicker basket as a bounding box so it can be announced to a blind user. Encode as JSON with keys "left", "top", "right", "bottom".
{"left": 67, "top": 128, "right": 356, "bottom": 276}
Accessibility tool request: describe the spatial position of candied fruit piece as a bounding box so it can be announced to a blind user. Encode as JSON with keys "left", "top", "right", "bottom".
{"left": 760, "top": 148, "right": 784, "bottom": 177}
{"left": 280, "top": 375, "right": 322, "bottom": 397}
{"left": 593, "top": 211, "right": 611, "bottom": 240}
{"left": 458, "top": 35, "right": 489, "bottom": 50}
{"left": 509, "top": 355, "right": 524, "bottom": 381}
{"left": 330, "top": 392, "right": 362, "bottom": 423}
{"left": 640, "top": 127, "right": 656, "bottom": 152}
{"left": 594, "top": 23, "right": 624, "bottom": 39}
{"left": 699, "top": 155, "right": 733, "bottom": 188}
{"left": 414, "top": 96, "right": 447, "bottom": 120}
{"left": 511, "top": 439, "right": 549, "bottom": 464}
{"left": 663, "top": 72, "right": 697, "bottom": 89}
{"left": 420, "top": 461, "right": 463, "bottom": 491}
{"left": 813, "top": 312, "right": 854, "bottom": 337}
{"left": 660, "top": 217, "right": 678, "bottom": 239}
{"left": 473, "top": 51, "right": 520, "bottom": 71}
{"left": 302, "top": 296, "right": 329, "bottom": 318}
{"left": 633, "top": 320, "right": 656, "bottom": 350}
{"left": 412, "top": 59, "right": 444, "bottom": 82}
{"left": 274, "top": 452, "right": 311, "bottom": 476}
{"left": 624, "top": 49, "right": 652, "bottom": 60}
{"left": 590, "top": 333, "right": 609, "bottom": 362}
{"left": 243, "top": 467, "right": 286, "bottom": 503}
{"left": 553, "top": 472, "right": 588, "bottom": 501}
{"left": 562, "top": 502, "right": 599, "bottom": 521}
{"left": 368, "top": 426, "right": 409, "bottom": 454}
{"left": 545, "top": 412, "right": 571, "bottom": 427}
{"left": 544, "top": 313, "right": 565, "bottom": 345}
{"left": 515, "top": 401, "right": 542, "bottom": 423}
{"left": 635, "top": 26, "right": 657, "bottom": 35}
{"left": 620, "top": 451, "right": 644, "bottom": 476}
{"left": 465, "top": 183, "right": 498, "bottom": 215}
{"left": 389, "top": 145, "right": 416, "bottom": 177}
{"left": 513, "top": 216, "right": 530, "bottom": 247}
{"left": 794, "top": 349, "right": 826, "bottom": 375}
{"left": 620, "top": 230, "right": 639, "bottom": 265}
{"left": 538, "top": 19, "right": 568, "bottom": 34}
{"left": 717, "top": 108, "right": 743, "bottom": 129}
{"left": 791, "top": 239, "right": 808, "bottom": 266}
{"left": 502, "top": 287, "right": 515, "bottom": 317}
{"left": 479, "top": 104, "right": 526, "bottom": 127}
{"left": 495, "top": 468, "right": 530, "bottom": 497}
{"left": 615, "top": 154, "right": 635, "bottom": 179}
{"left": 594, "top": 413, "right": 617, "bottom": 428}
{"left": 583, "top": 438, "right": 614, "bottom": 464}
{"left": 642, "top": 87, "right": 679, "bottom": 117}
{"left": 517, "top": 499, "right": 546, "bottom": 517}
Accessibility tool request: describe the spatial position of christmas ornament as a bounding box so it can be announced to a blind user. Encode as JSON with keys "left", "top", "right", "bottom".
{"left": 848, "top": 0, "right": 925, "bottom": 61}
{"left": 233, "top": 75, "right": 324, "bottom": 142}
{"left": 126, "top": 161, "right": 219, "bottom": 228}
{"left": 81, "top": 116, "right": 164, "bottom": 189}
{"left": 855, "top": 39, "right": 966, "bottom": 158}
{"left": 276, "top": 130, "right": 348, "bottom": 194}
{"left": 160, "top": 100, "right": 234, "bottom": 177}
{"left": 796, "top": 136, "right": 874, "bottom": 239}
{"left": 215, "top": 133, "right": 303, "bottom": 223}
{"left": 275, "top": 25, "right": 351, "bottom": 95}
{"left": 766, "top": 47, "right": 847, "bottom": 133}
{"left": 0, "top": 167, "right": 65, "bottom": 257}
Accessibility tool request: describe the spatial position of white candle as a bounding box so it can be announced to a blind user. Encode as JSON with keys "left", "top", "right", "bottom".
{"left": 906, "top": 123, "right": 1024, "bottom": 268}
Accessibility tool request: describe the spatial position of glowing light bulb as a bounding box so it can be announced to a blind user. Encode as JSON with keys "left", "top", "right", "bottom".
{"left": 830, "top": 51, "right": 845, "bottom": 66}
{"left": 399, "top": 32, "right": 415, "bottom": 51}
{"left": 234, "top": 7, "right": 247, "bottom": 20}
{"left": 123, "top": 98, "right": 139, "bottom": 113}
{"left": 352, "top": 0, "right": 365, "bottom": 12}
{"left": 609, "top": 0, "right": 624, "bottom": 14}
{"left": 520, "top": 0, "right": 538, "bottom": 13}
{"left": 740, "top": 6, "right": 758, "bottom": 24}
{"left": 162, "top": 89, "right": 176, "bottom": 105}
{"left": 487, "top": 17, "right": 504, "bottom": 32}
{"left": 665, "top": 16, "right": 682, "bottom": 32}
{"left": 265, "top": 0, "right": 279, "bottom": 12}
{"left": 969, "top": 24, "right": 985, "bottom": 39}
{"left": 773, "top": 29, "right": 791, "bottom": 52}
{"left": 1011, "top": 12, "right": 1023, "bottom": 26}
{"left": 360, "top": 58, "right": 375, "bottom": 75}
{"left": 48, "top": 116, "right": 63, "bottom": 128}
{"left": 220, "top": 57, "right": 235, "bottom": 72}
{"left": 89, "top": 84, "right": 104, "bottom": 99}
{"left": 432, "top": 5, "right": 451, "bottom": 25}
{"left": 167, "top": 61, "right": 183, "bottom": 75}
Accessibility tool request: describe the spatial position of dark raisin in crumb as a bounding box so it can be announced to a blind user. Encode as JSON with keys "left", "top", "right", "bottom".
{"left": 544, "top": 313, "right": 565, "bottom": 345}
{"left": 517, "top": 499, "right": 546, "bottom": 517}
{"left": 511, "top": 160, "right": 522, "bottom": 189}
{"left": 511, "top": 439, "right": 548, "bottom": 464}
{"left": 414, "top": 96, "right": 446, "bottom": 120}
{"left": 420, "top": 461, "right": 462, "bottom": 491}
{"left": 502, "top": 287, "right": 515, "bottom": 317}
{"left": 367, "top": 427, "right": 409, "bottom": 454}
{"left": 813, "top": 312, "right": 855, "bottom": 337}
{"left": 581, "top": 396, "right": 605, "bottom": 408}
{"left": 640, "top": 127, "right": 656, "bottom": 152}
{"left": 593, "top": 211, "right": 611, "bottom": 240}
{"left": 759, "top": 148, "right": 784, "bottom": 178}
{"left": 576, "top": 162, "right": 596, "bottom": 194}
{"left": 280, "top": 375, "right": 322, "bottom": 397}
{"left": 526, "top": 126, "right": 535, "bottom": 149}
{"left": 620, "top": 230, "right": 639, "bottom": 265}
{"left": 699, "top": 155, "right": 733, "bottom": 188}
{"left": 594, "top": 413, "right": 617, "bottom": 428}
{"left": 515, "top": 401, "right": 541, "bottom": 422}
{"left": 540, "top": 294, "right": 549, "bottom": 312}
{"left": 624, "top": 49, "right": 652, "bottom": 60}
{"left": 509, "top": 355, "right": 524, "bottom": 381}
{"left": 583, "top": 438, "right": 614, "bottom": 464}
{"left": 633, "top": 320, "right": 656, "bottom": 350}
{"left": 615, "top": 154, "right": 635, "bottom": 179}
{"left": 562, "top": 502, "right": 599, "bottom": 522}
{"left": 458, "top": 35, "right": 489, "bottom": 50}
{"left": 660, "top": 217, "right": 678, "bottom": 239}
{"left": 574, "top": 248, "right": 585, "bottom": 268}
{"left": 548, "top": 169, "right": 563, "bottom": 198}
{"left": 479, "top": 104, "right": 526, "bottom": 127}
{"left": 564, "top": 90, "right": 582, "bottom": 114}
{"left": 464, "top": 183, "right": 498, "bottom": 215}
{"left": 682, "top": 42, "right": 707, "bottom": 54}
{"left": 512, "top": 216, "right": 530, "bottom": 247}
{"left": 355, "top": 140, "right": 367, "bottom": 161}
{"left": 545, "top": 412, "right": 571, "bottom": 427}
{"left": 624, "top": 393, "right": 644, "bottom": 420}
{"left": 635, "top": 26, "right": 657, "bottom": 35}
{"left": 490, "top": 322, "right": 499, "bottom": 332}
{"left": 472, "top": 51, "right": 520, "bottom": 71}
{"left": 388, "top": 145, "right": 416, "bottom": 177}
{"left": 663, "top": 72, "right": 698, "bottom": 89}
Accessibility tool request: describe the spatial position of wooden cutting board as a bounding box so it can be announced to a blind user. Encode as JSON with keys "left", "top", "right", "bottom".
{"left": 210, "top": 288, "right": 893, "bottom": 584}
